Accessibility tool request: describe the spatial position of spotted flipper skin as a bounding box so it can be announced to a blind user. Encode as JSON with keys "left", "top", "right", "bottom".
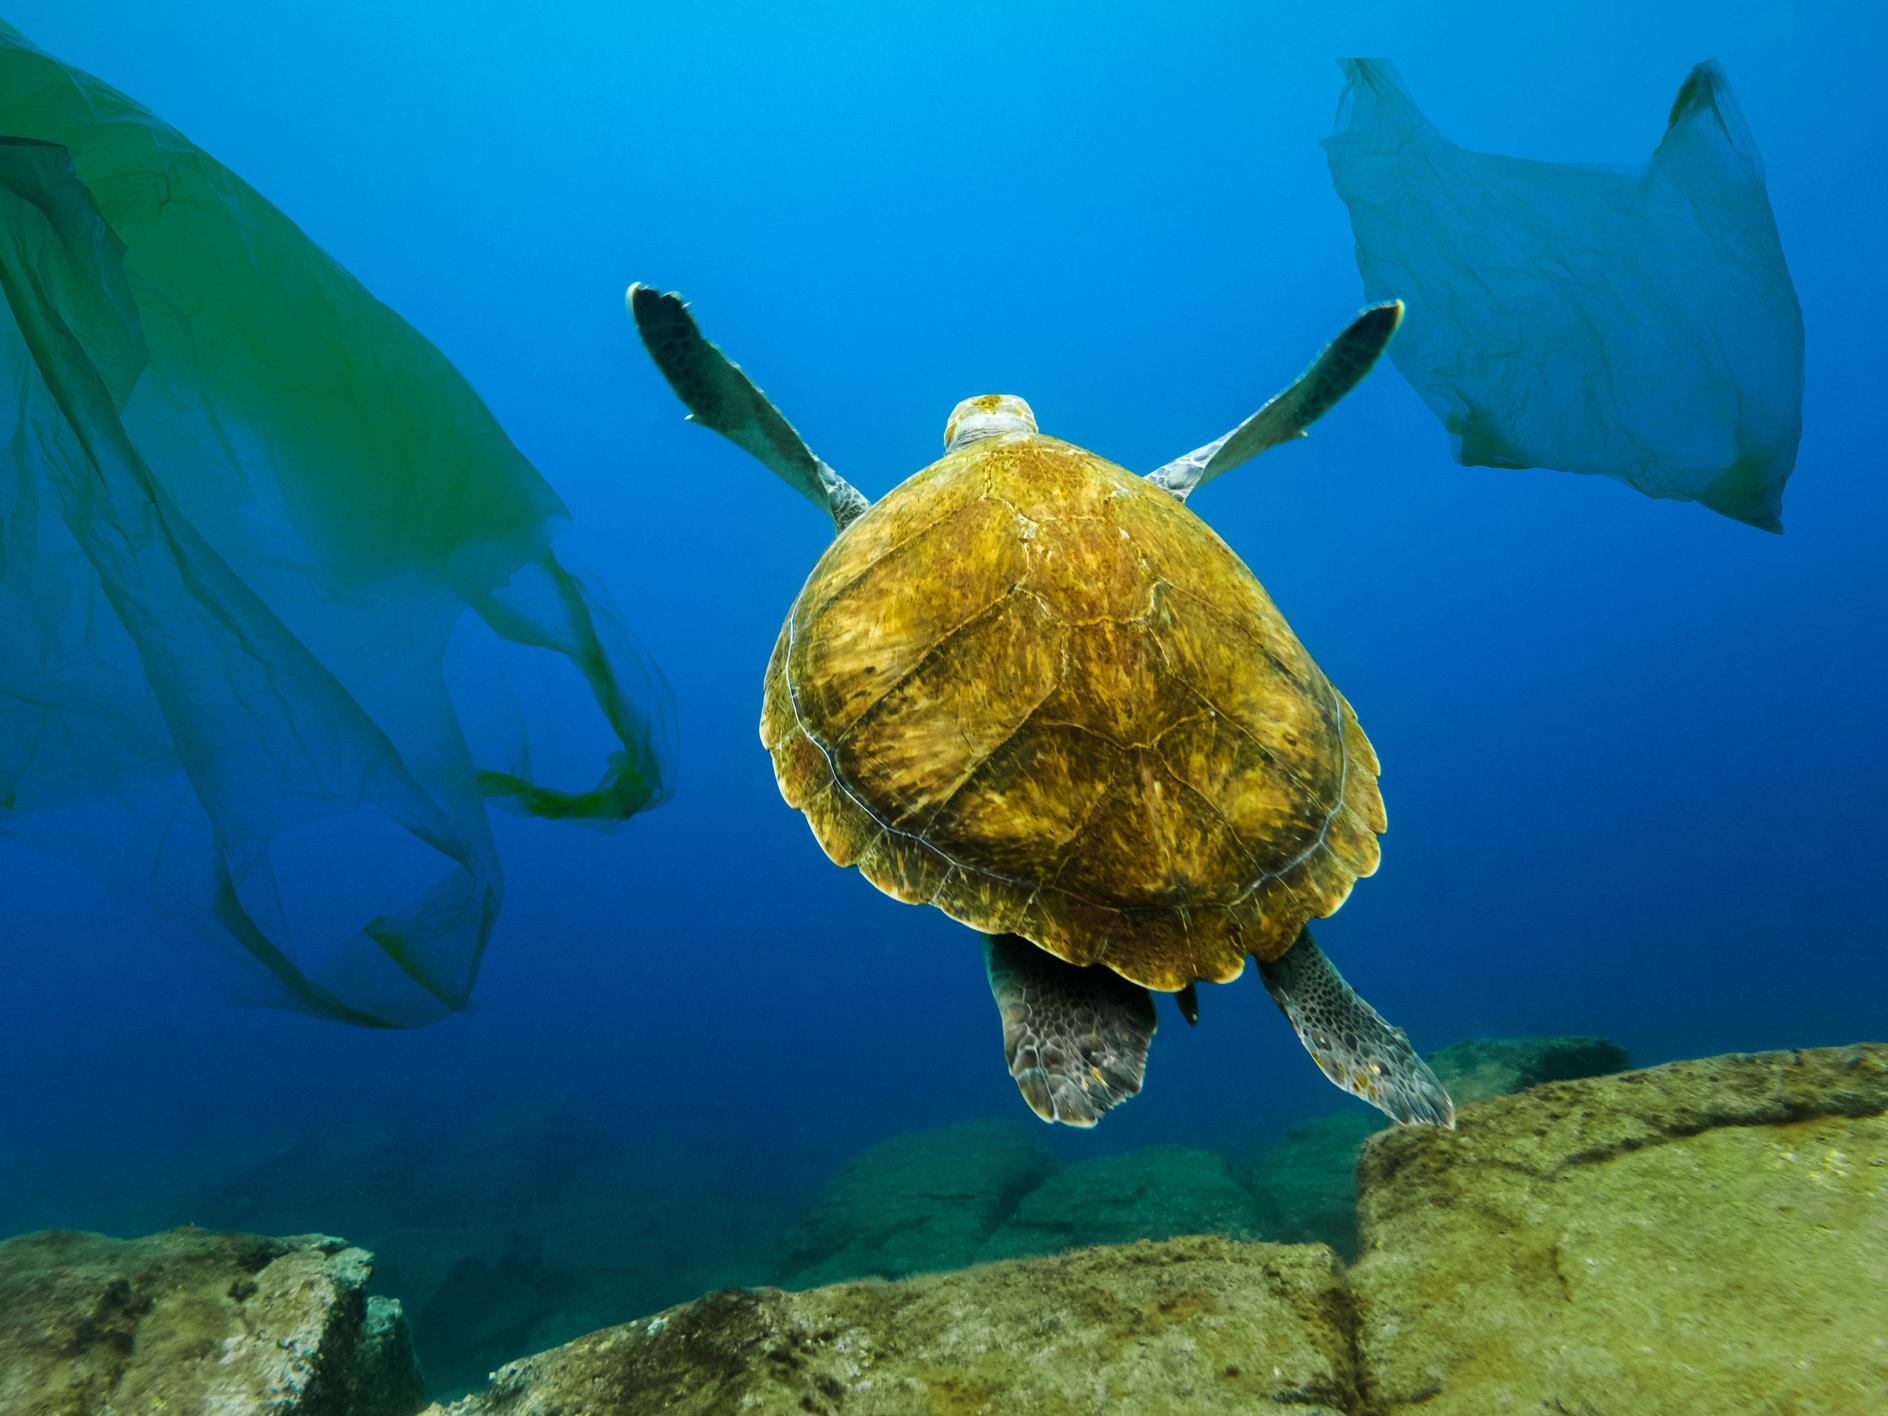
{"left": 984, "top": 933, "right": 1157, "bottom": 1127}
{"left": 1259, "top": 928, "right": 1454, "bottom": 1128}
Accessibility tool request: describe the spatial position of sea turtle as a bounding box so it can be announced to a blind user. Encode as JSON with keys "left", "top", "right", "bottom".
{"left": 629, "top": 285, "right": 1453, "bottom": 1130}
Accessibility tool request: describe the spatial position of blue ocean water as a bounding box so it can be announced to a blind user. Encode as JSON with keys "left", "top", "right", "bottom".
{"left": 2, "top": 0, "right": 1884, "bottom": 1398}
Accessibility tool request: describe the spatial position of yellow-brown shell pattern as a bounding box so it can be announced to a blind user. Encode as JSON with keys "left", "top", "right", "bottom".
{"left": 759, "top": 434, "right": 1385, "bottom": 992}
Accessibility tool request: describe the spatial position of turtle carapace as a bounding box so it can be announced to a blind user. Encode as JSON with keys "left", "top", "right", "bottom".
{"left": 629, "top": 284, "right": 1452, "bottom": 1131}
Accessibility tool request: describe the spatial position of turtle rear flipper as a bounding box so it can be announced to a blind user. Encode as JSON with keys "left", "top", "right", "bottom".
{"left": 627, "top": 284, "right": 868, "bottom": 532}
{"left": 1259, "top": 928, "right": 1454, "bottom": 1128}
{"left": 984, "top": 933, "right": 1156, "bottom": 1127}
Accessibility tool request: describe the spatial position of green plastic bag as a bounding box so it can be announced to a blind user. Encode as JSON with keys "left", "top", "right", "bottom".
{"left": 0, "top": 25, "right": 672, "bottom": 1026}
{"left": 1325, "top": 60, "right": 1804, "bottom": 530}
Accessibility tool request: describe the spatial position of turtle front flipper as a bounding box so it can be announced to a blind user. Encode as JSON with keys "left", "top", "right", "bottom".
{"left": 1147, "top": 300, "right": 1404, "bottom": 503}
{"left": 1259, "top": 928, "right": 1454, "bottom": 1128}
{"left": 627, "top": 284, "right": 869, "bottom": 533}
{"left": 983, "top": 933, "right": 1157, "bottom": 1128}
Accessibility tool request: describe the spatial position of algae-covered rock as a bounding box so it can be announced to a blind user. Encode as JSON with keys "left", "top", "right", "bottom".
{"left": 979, "top": 1145, "right": 1263, "bottom": 1261}
{"left": 0, "top": 1226, "right": 423, "bottom": 1416}
{"left": 775, "top": 1120, "right": 1053, "bottom": 1287}
{"left": 1352, "top": 1043, "right": 1888, "bottom": 1414}
{"left": 424, "top": 1236, "right": 1357, "bottom": 1416}
{"left": 1243, "top": 1034, "right": 1630, "bottom": 1257}
{"left": 1426, "top": 1033, "right": 1630, "bottom": 1107}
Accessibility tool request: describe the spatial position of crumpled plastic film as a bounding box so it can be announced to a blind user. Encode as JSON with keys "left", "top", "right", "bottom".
{"left": 1324, "top": 59, "right": 1804, "bottom": 530}
{"left": 0, "top": 25, "right": 673, "bottom": 1026}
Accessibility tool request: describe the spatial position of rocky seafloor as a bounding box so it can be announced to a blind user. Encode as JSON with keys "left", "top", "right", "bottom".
{"left": 5, "top": 1040, "right": 1883, "bottom": 1414}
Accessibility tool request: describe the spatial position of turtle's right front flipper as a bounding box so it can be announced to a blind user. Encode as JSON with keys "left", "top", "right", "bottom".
{"left": 1259, "top": 928, "right": 1454, "bottom": 1128}
{"left": 627, "top": 285, "right": 868, "bottom": 533}
{"left": 983, "top": 933, "right": 1157, "bottom": 1128}
{"left": 1147, "top": 300, "right": 1403, "bottom": 503}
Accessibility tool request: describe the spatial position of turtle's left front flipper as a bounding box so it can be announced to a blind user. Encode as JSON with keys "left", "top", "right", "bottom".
{"left": 983, "top": 933, "right": 1157, "bottom": 1127}
{"left": 627, "top": 285, "right": 868, "bottom": 533}
{"left": 1148, "top": 301, "right": 1403, "bottom": 503}
{"left": 1259, "top": 927, "right": 1454, "bottom": 1128}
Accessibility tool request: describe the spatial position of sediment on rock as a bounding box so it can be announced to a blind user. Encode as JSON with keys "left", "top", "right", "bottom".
{"left": 1351, "top": 1043, "right": 1888, "bottom": 1415}
{"left": 0, "top": 1226, "right": 423, "bottom": 1416}
{"left": 428, "top": 1236, "right": 1359, "bottom": 1416}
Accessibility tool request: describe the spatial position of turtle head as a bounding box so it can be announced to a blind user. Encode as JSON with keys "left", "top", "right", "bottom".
{"left": 944, "top": 394, "right": 1037, "bottom": 452}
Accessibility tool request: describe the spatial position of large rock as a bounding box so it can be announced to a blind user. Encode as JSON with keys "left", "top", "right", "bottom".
{"left": 774, "top": 1120, "right": 1053, "bottom": 1287}
{"left": 0, "top": 1226, "right": 423, "bottom": 1416}
{"left": 1243, "top": 1034, "right": 1631, "bottom": 1258}
{"left": 424, "top": 1236, "right": 1358, "bottom": 1416}
{"left": 979, "top": 1145, "right": 1263, "bottom": 1261}
{"left": 1351, "top": 1043, "right": 1888, "bottom": 1413}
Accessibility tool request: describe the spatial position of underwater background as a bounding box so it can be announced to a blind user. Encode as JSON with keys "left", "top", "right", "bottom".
{"left": 2, "top": 0, "right": 1884, "bottom": 1402}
